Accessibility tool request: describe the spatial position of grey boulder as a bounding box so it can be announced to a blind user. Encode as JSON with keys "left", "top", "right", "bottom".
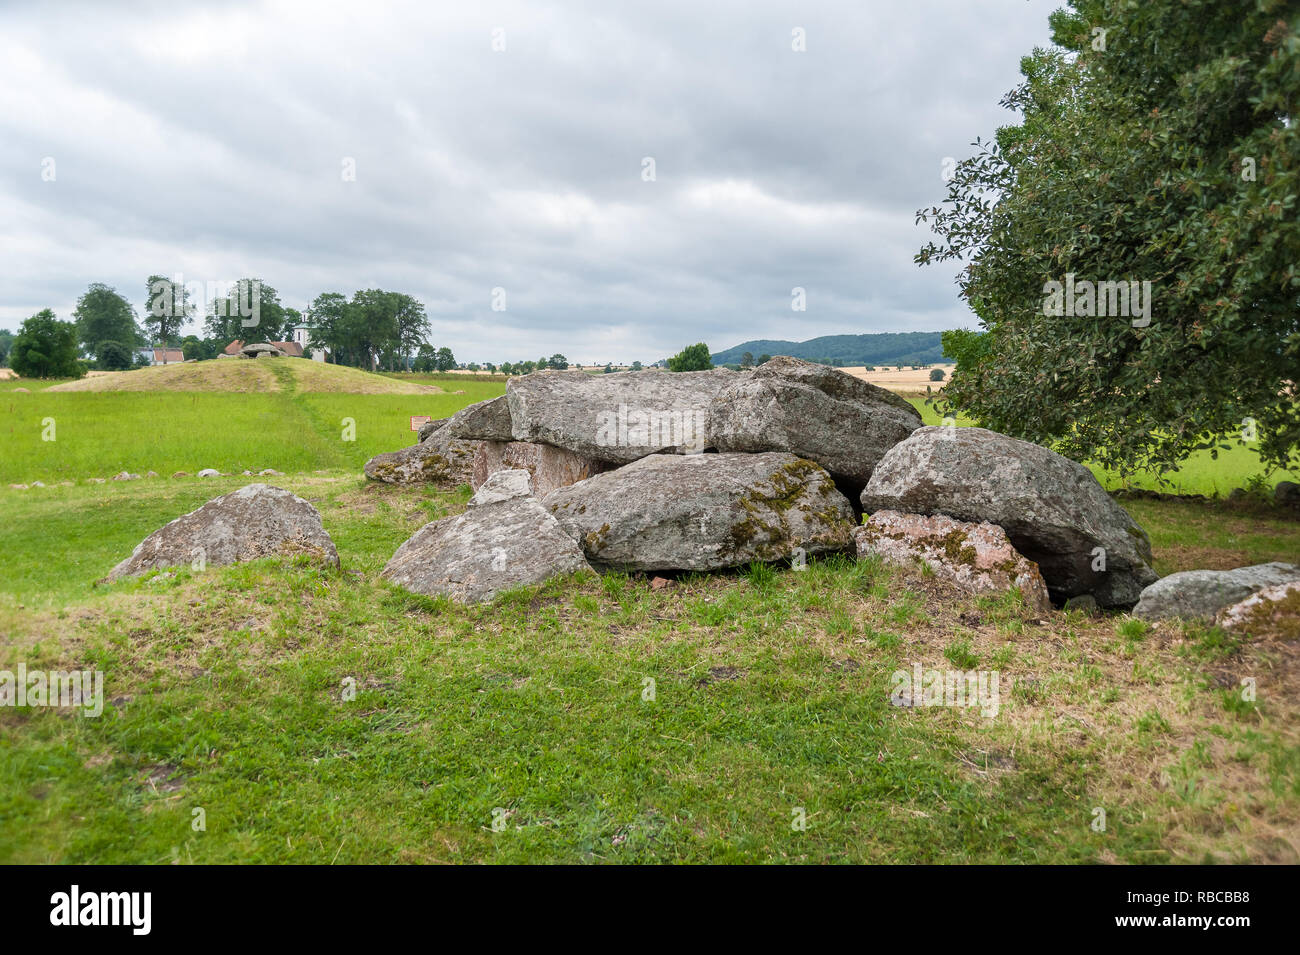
{"left": 107, "top": 484, "right": 339, "bottom": 581}
{"left": 543, "top": 451, "right": 855, "bottom": 571}
{"left": 1132, "top": 562, "right": 1300, "bottom": 622}
{"left": 417, "top": 417, "right": 451, "bottom": 443}
{"left": 444, "top": 396, "right": 513, "bottom": 441}
{"left": 506, "top": 367, "right": 735, "bottom": 464}
{"left": 860, "top": 426, "right": 1157, "bottom": 608}
{"left": 382, "top": 469, "right": 590, "bottom": 603}
{"left": 241, "top": 342, "right": 283, "bottom": 358}
{"left": 364, "top": 422, "right": 478, "bottom": 486}
{"left": 710, "top": 356, "right": 922, "bottom": 486}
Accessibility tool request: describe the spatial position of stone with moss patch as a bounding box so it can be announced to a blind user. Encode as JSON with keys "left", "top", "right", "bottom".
{"left": 542, "top": 451, "right": 854, "bottom": 571}
{"left": 856, "top": 510, "right": 1051, "bottom": 612}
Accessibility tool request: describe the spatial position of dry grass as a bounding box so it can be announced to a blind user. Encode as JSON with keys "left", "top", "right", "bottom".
{"left": 44, "top": 359, "right": 445, "bottom": 395}
{"left": 48, "top": 360, "right": 281, "bottom": 392}
{"left": 287, "top": 361, "right": 442, "bottom": 394}
{"left": 840, "top": 364, "right": 954, "bottom": 396}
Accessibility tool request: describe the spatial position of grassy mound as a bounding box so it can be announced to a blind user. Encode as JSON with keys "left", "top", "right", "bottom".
{"left": 45, "top": 359, "right": 444, "bottom": 395}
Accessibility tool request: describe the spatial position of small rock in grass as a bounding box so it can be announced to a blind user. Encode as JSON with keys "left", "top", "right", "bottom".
{"left": 171, "top": 471, "right": 190, "bottom": 478}
{"left": 651, "top": 576, "right": 671, "bottom": 590}
{"left": 9, "top": 483, "right": 28, "bottom": 490}
{"left": 197, "top": 468, "right": 220, "bottom": 478}
{"left": 31, "top": 481, "right": 46, "bottom": 488}
{"left": 112, "top": 471, "right": 141, "bottom": 481}
{"left": 86, "top": 478, "right": 106, "bottom": 484}
{"left": 1276, "top": 481, "right": 1300, "bottom": 508}
{"left": 1133, "top": 562, "right": 1300, "bottom": 622}
{"left": 1063, "top": 594, "right": 1100, "bottom": 615}
{"left": 258, "top": 469, "right": 283, "bottom": 476}
{"left": 145, "top": 471, "right": 159, "bottom": 478}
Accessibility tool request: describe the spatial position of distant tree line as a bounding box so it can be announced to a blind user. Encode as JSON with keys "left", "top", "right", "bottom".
{"left": 3, "top": 277, "right": 672, "bottom": 378}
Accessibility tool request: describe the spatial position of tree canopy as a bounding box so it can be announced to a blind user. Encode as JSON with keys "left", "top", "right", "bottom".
{"left": 918, "top": 0, "right": 1299, "bottom": 475}
{"left": 73, "top": 283, "right": 141, "bottom": 363}
{"left": 204, "top": 279, "right": 287, "bottom": 344}
{"left": 10, "top": 309, "right": 85, "bottom": 378}
{"left": 668, "top": 342, "right": 714, "bottom": 372}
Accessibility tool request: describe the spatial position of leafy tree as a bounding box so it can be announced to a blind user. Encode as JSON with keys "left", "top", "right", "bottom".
{"left": 390, "top": 294, "right": 430, "bottom": 370}
{"left": 97, "top": 340, "right": 135, "bottom": 370}
{"left": 756, "top": 354, "right": 771, "bottom": 365}
{"left": 73, "top": 283, "right": 141, "bottom": 363}
{"left": 548, "top": 353, "right": 569, "bottom": 370}
{"left": 630, "top": 360, "right": 642, "bottom": 372}
{"left": 939, "top": 329, "right": 991, "bottom": 376}
{"left": 307, "top": 292, "right": 349, "bottom": 362}
{"left": 9, "top": 310, "right": 85, "bottom": 378}
{"left": 435, "top": 347, "right": 456, "bottom": 372}
{"left": 413, "top": 344, "right": 437, "bottom": 373}
{"left": 0, "top": 329, "right": 13, "bottom": 367}
{"left": 204, "top": 279, "right": 285, "bottom": 344}
{"left": 929, "top": 368, "right": 946, "bottom": 382}
{"left": 667, "top": 342, "right": 713, "bottom": 372}
{"left": 144, "top": 275, "right": 193, "bottom": 348}
{"left": 917, "top": 0, "right": 1300, "bottom": 474}
{"left": 179, "top": 335, "right": 224, "bottom": 362}
{"left": 740, "top": 351, "right": 754, "bottom": 369}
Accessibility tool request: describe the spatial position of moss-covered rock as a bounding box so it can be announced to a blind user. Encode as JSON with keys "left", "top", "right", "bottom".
{"left": 542, "top": 451, "right": 855, "bottom": 572}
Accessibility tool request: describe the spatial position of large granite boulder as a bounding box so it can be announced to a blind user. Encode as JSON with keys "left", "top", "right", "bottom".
{"left": 364, "top": 422, "right": 478, "bottom": 486}
{"left": 471, "top": 439, "right": 609, "bottom": 498}
{"left": 860, "top": 427, "right": 1156, "bottom": 608}
{"left": 1133, "top": 562, "right": 1300, "bottom": 622}
{"left": 241, "top": 342, "right": 283, "bottom": 358}
{"left": 444, "top": 396, "right": 513, "bottom": 441}
{"left": 710, "top": 356, "right": 922, "bottom": 487}
{"left": 381, "top": 469, "right": 590, "bottom": 603}
{"left": 1217, "top": 581, "right": 1300, "bottom": 640}
{"left": 543, "top": 451, "right": 855, "bottom": 571}
{"left": 506, "top": 367, "right": 735, "bottom": 465}
{"left": 107, "top": 484, "right": 338, "bottom": 581}
{"left": 855, "top": 510, "right": 1051, "bottom": 612}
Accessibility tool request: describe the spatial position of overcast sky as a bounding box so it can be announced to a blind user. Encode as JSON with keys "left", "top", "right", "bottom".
{"left": 0, "top": 0, "right": 1062, "bottom": 364}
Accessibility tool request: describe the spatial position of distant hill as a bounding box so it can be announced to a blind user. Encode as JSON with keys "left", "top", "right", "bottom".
{"left": 711, "top": 332, "right": 945, "bottom": 367}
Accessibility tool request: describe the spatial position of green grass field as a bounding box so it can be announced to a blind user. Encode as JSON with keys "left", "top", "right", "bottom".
{"left": 1, "top": 475, "right": 1297, "bottom": 864}
{"left": 1, "top": 368, "right": 506, "bottom": 484}
{"left": 0, "top": 361, "right": 1297, "bottom": 863}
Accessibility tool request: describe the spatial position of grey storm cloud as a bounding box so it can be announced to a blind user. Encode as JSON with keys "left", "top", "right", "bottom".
{"left": 0, "top": 0, "right": 1061, "bottom": 363}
